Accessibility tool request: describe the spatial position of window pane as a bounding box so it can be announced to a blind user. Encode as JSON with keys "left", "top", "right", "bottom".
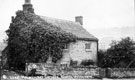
{"left": 85, "top": 43, "right": 91, "bottom": 49}
{"left": 64, "top": 44, "right": 68, "bottom": 49}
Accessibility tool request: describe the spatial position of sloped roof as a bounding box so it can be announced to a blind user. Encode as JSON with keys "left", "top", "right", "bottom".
{"left": 40, "top": 16, "right": 98, "bottom": 41}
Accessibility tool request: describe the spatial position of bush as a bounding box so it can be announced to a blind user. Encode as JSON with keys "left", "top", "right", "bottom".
{"left": 80, "top": 60, "right": 94, "bottom": 66}
{"left": 70, "top": 60, "right": 78, "bottom": 67}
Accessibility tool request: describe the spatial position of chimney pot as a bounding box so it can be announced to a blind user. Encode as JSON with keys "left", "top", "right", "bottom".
{"left": 25, "top": 0, "right": 31, "bottom": 4}
{"left": 23, "top": 0, "right": 34, "bottom": 13}
{"left": 75, "top": 16, "right": 83, "bottom": 25}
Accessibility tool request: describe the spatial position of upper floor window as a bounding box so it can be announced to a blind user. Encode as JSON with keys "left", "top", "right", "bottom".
{"left": 85, "top": 43, "right": 91, "bottom": 49}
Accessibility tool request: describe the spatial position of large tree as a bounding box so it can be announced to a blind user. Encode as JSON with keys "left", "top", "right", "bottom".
{"left": 5, "top": 11, "right": 77, "bottom": 70}
{"left": 98, "top": 37, "right": 135, "bottom": 68}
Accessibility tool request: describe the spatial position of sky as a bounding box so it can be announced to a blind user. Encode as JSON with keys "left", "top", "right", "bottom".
{"left": 0, "top": 0, "right": 134, "bottom": 49}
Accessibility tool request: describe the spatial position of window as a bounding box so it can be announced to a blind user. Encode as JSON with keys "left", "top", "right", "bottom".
{"left": 63, "top": 44, "right": 68, "bottom": 49}
{"left": 85, "top": 43, "right": 91, "bottom": 49}
{"left": 60, "top": 64, "right": 68, "bottom": 67}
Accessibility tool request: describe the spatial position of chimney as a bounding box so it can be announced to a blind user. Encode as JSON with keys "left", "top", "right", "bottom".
{"left": 23, "top": 0, "right": 34, "bottom": 13}
{"left": 75, "top": 16, "right": 83, "bottom": 25}
{"left": 25, "top": 0, "right": 31, "bottom": 4}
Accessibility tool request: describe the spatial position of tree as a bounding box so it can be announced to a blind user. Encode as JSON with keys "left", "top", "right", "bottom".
{"left": 98, "top": 37, "right": 135, "bottom": 68}
{"left": 97, "top": 49, "right": 107, "bottom": 67}
{"left": 5, "top": 11, "right": 77, "bottom": 70}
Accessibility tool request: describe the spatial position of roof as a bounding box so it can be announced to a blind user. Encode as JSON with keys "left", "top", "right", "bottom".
{"left": 40, "top": 16, "right": 98, "bottom": 41}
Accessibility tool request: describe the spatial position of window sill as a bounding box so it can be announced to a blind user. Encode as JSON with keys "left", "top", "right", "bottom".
{"left": 63, "top": 49, "right": 69, "bottom": 51}
{"left": 85, "top": 49, "right": 92, "bottom": 52}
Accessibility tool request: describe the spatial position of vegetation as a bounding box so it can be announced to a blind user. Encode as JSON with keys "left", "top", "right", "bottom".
{"left": 4, "top": 9, "right": 135, "bottom": 70}
{"left": 80, "top": 59, "right": 94, "bottom": 66}
{"left": 98, "top": 37, "right": 135, "bottom": 68}
{"left": 70, "top": 60, "right": 78, "bottom": 67}
{"left": 5, "top": 10, "right": 77, "bottom": 70}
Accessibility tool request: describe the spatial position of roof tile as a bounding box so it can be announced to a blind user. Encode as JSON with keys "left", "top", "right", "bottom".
{"left": 40, "top": 16, "right": 98, "bottom": 41}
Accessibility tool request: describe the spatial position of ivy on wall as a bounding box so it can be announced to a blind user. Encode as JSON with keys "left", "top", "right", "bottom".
{"left": 6, "top": 11, "right": 77, "bottom": 70}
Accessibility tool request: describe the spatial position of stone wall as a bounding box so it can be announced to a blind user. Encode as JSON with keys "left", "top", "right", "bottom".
{"left": 26, "top": 64, "right": 135, "bottom": 79}
{"left": 26, "top": 63, "right": 105, "bottom": 79}
{"left": 107, "top": 68, "right": 135, "bottom": 78}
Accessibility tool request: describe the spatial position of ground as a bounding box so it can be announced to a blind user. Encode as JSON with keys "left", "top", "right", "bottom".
{"left": 1, "top": 70, "right": 135, "bottom": 80}
{"left": 0, "top": 69, "right": 98, "bottom": 80}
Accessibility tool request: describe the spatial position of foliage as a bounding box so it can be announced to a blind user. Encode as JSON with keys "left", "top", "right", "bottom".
{"left": 70, "top": 60, "right": 78, "bottom": 67}
{"left": 97, "top": 49, "right": 107, "bottom": 67}
{"left": 80, "top": 59, "right": 94, "bottom": 66}
{"left": 98, "top": 37, "right": 135, "bottom": 68}
{"left": 5, "top": 10, "right": 77, "bottom": 70}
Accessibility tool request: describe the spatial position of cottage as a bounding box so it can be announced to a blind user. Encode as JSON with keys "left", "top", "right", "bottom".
{"left": 22, "top": 0, "right": 98, "bottom": 66}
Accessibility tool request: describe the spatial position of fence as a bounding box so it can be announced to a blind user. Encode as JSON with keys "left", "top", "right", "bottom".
{"left": 25, "top": 63, "right": 135, "bottom": 79}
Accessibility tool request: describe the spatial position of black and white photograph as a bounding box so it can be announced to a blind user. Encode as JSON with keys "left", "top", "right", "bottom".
{"left": 0, "top": 0, "right": 135, "bottom": 80}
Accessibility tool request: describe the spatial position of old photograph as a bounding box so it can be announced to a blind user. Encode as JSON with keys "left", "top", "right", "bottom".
{"left": 0, "top": 0, "right": 135, "bottom": 80}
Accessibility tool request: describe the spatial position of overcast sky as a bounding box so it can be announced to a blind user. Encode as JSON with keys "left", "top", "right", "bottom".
{"left": 0, "top": 0, "right": 134, "bottom": 49}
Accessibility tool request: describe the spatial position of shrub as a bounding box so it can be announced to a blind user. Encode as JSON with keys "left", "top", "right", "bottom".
{"left": 70, "top": 60, "right": 78, "bottom": 67}
{"left": 80, "top": 60, "right": 94, "bottom": 66}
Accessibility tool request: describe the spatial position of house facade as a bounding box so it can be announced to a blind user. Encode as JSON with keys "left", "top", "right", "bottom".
{"left": 23, "top": 0, "right": 98, "bottom": 66}
{"left": 57, "top": 40, "right": 98, "bottom": 66}
{"left": 40, "top": 13, "right": 98, "bottom": 66}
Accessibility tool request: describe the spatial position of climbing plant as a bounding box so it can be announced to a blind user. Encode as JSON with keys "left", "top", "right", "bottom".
{"left": 6, "top": 11, "right": 77, "bottom": 70}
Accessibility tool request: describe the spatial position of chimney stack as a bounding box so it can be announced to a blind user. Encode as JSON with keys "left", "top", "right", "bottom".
{"left": 25, "top": 0, "right": 31, "bottom": 4}
{"left": 75, "top": 16, "right": 83, "bottom": 25}
{"left": 23, "top": 0, "right": 34, "bottom": 13}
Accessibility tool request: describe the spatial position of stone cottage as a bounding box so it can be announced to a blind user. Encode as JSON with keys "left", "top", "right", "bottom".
{"left": 6, "top": 0, "right": 98, "bottom": 67}
{"left": 22, "top": 0, "right": 98, "bottom": 66}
